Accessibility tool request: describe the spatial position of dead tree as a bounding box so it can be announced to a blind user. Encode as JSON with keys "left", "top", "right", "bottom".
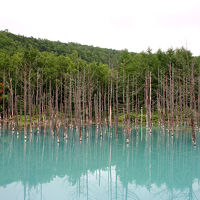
{"left": 126, "top": 76, "right": 130, "bottom": 144}
{"left": 24, "top": 70, "right": 27, "bottom": 140}
{"left": 28, "top": 69, "right": 32, "bottom": 133}
{"left": 115, "top": 72, "right": 119, "bottom": 136}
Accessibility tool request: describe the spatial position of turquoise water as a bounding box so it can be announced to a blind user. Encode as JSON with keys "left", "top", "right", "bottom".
{"left": 0, "top": 126, "right": 200, "bottom": 200}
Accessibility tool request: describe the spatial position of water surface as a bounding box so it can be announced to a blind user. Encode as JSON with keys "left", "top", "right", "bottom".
{"left": 0, "top": 126, "right": 200, "bottom": 200}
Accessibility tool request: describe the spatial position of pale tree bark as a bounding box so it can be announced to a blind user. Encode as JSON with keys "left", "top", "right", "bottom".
{"left": 28, "top": 70, "right": 32, "bottom": 133}
{"left": 14, "top": 77, "right": 19, "bottom": 134}
{"left": 126, "top": 75, "right": 130, "bottom": 144}
{"left": 69, "top": 68, "right": 73, "bottom": 127}
{"left": 24, "top": 70, "right": 27, "bottom": 140}
{"left": 3, "top": 70, "right": 5, "bottom": 123}
{"left": 109, "top": 72, "right": 112, "bottom": 132}
{"left": 115, "top": 72, "right": 119, "bottom": 136}
{"left": 149, "top": 72, "right": 152, "bottom": 133}
{"left": 131, "top": 76, "right": 134, "bottom": 127}
{"left": 198, "top": 76, "right": 200, "bottom": 128}
{"left": 64, "top": 76, "right": 68, "bottom": 139}
{"left": 145, "top": 74, "right": 149, "bottom": 129}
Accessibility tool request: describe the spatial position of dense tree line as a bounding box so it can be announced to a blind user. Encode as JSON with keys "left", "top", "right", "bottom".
{"left": 0, "top": 31, "right": 200, "bottom": 143}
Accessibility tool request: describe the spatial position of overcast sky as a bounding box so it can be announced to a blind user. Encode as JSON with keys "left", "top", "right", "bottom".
{"left": 1, "top": 0, "right": 200, "bottom": 55}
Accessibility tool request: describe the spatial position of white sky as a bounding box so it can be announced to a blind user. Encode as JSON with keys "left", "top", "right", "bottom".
{"left": 1, "top": 0, "right": 200, "bottom": 55}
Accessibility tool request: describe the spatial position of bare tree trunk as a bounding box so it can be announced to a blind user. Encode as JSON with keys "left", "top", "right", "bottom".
{"left": 82, "top": 70, "right": 86, "bottom": 128}
{"left": 190, "top": 64, "right": 196, "bottom": 128}
{"left": 14, "top": 81, "right": 19, "bottom": 134}
{"left": 123, "top": 70, "right": 125, "bottom": 128}
{"left": 60, "top": 77, "right": 63, "bottom": 127}
{"left": 183, "top": 76, "right": 186, "bottom": 126}
{"left": 179, "top": 75, "right": 183, "bottom": 125}
{"left": 77, "top": 72, "right": 82, "bottom": 141}
{"left": 115, "top": 72, "right": 119, "bottom": 136}
{"left": 157, "top": 70, "right": 161, "bottom": 126}
{"left": 99, "top": 85, "right": 102, "bottom": 136}
{"left": 185, "top": 77, "right": 188, "bottom": 125}
{"left": 191, "top": 112, "right": 196, "bottom": 146}
{"left": 162, "top": 74, "right": 166, "bottom": 126}
{"left": 135, "top": 78, "right": 138, "bottom": 134}
{"left": 8, "top": 72, "right": 14, "bottom": 120}
{"left": 109, "top": 73, "right": 112, "bottom": 133}
{"left": 36, "top": 71, "right": 39, "bottom": 133}
{"left": 64, "top": 76, "right": 68, "bottom": 139}
{"left": 145, "top": 74, "right": 149, "bottom": 129}
{"left": 198, "top": 76, "right": 200, "bottom": 128}
{"left": 86, "top": 105, "right": 89, "bottom": 138}
{"left": 131, "top": 76, "right": 134, "bottom": 127}
{"left": 55, "top": 78, "right": 59, "bottom": 143}
{"left": 3, "top": 71, "right": 5, "bottom": 123}
{"left": 166, "top": 77, "right": 170, "bottom": 130}
{"left": 8, "top": 71, "right": 14, "bottom": 133}
{"left": 69, "top": 68, "right": 73, "bottom": 127}
{"left": 24, "top": 70, "right": 27, "bottom": 141}
{"left": 94, "top": 94, "right": 98, "bottom": 128}
{"left": 126, "top": 76, "right": 130, "bottom": 144}
{"left": 170, "top": 64, "right": 174, "bottom": 135}
{"left": 88, "top": 78, "right": 92, "bottom": 126}
{"left": 149, "top": 72, "right": 152, "bottom": 133}
{"left": 74, "top": 79, "right": 78, "bottom": 127}
{"left": 38, "top": 74, "right": 42, "bottom": 132}
{"left": 107, "top": 82, "right": 110, "bottom": 129}
{"left": 28, "top": 70, "right": 32, "bottom": 133}
{"left": 104, "top": 89, "right": 107, "bottom": 132}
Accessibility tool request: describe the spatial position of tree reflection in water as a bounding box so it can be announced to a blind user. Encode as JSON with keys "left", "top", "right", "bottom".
{"left": 0, "top": 126, "right": 200, "bottom": 200}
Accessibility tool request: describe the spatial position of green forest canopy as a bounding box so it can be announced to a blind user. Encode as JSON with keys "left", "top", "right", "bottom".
{"left": 0, "top": 30, "right": 200, "bottom": 125}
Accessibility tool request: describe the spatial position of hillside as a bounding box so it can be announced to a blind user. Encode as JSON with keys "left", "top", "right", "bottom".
{"left": 0, "top": 30, "right": 122, "bottom": 65}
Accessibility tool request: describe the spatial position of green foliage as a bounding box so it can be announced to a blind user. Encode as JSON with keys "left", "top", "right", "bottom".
{"left": 0, "top": 31, "right": 122, "bottom": 65}
{"left": 1, "top": 31, "right": 200, "bottom": 122}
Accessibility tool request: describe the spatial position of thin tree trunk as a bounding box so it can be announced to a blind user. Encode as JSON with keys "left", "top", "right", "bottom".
{"left": 145, "top": 74, "right": 149, "bottom": 129}
{"left": 28, "top": 70, "right": 32, "bottom": 133}
{"left": 109, "top": 73, "right": 112, "bottom": 132}
{"left": 24, "top": 70, "right": 27, "bottom": 140}
{"left": 149, "top": 72, "right": 152, "bottom": 133}
{"left": 14, "top": 81, "right": 19, "bottom": 134}
{"left": 115, "top": 72, "right": 119, "bottom": 136}
{"left": 123, "top": 70, "right": 125, "bottom": 128}
{"left": 64, "top": 76, "right": 68, "bottom": 139}
{"left": 126, "top": 76, "right": 130, "bottom": 144}
{"left": 198, "top": 76, "right": 200, "bottom": 128}
{"left": 69, "top": 68, "right": 73, "bottom": 127}
{"left": 131, "top": 76, "right": 134, "bottom": 126}
{"left": 170, "top": 64, "right": 174, "bottom": 135}
{"left": 3, "top": 70, "right": 5, "bottom": 123}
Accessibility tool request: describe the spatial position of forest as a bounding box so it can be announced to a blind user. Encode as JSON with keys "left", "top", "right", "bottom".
{"left": 0, "top": 30, "right": 200, "bottom": 143}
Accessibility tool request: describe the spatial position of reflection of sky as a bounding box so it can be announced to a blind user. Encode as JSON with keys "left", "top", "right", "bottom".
{"left": 0, "top": 127, "right": 200, "bottom": 200}
{"left": 1, "top": 171, "right": 200, "bottom": 200}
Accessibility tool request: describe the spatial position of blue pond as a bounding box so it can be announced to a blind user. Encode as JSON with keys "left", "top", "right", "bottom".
{"left": 0, "top": 126, "right": 200, "bottom": 200}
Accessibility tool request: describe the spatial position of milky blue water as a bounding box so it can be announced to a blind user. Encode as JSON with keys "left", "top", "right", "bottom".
{"left": 0, "top": 126, "right": 200, "bottom": 200}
